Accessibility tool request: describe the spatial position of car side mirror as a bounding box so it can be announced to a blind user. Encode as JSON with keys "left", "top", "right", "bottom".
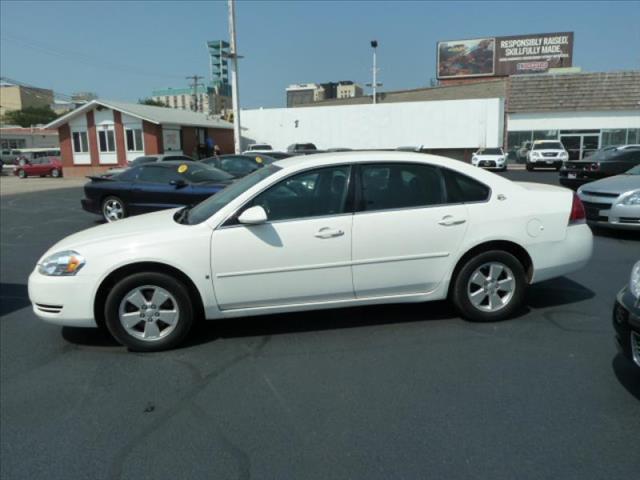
{"left": 238, "top": 205, "right": 267, "bottom": 225}
{"left": 170, "top": 179, "right": 187, "bottom": 188}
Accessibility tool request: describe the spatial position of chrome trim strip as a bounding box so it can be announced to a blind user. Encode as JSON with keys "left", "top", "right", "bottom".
{"left": 216, "top": 252, "right": 449, "bottom": 278}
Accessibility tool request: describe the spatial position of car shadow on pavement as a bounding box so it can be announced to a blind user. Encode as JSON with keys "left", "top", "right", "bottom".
{"left": 526, "top": 276, "right": 595, "bottom": 309}
{"left": 591, "top": 227, "right": 640, "bottom": 241}
{"left": 183, "top": 300, "right": 458, "bottom": 348}
{"left": 612, "top": 354, "right": 640, "bottom": 401}
{"left": 61, "top": 326, "right": 120, "bottom": 347}
{"left": 0, "top": 283, "right": 31, "bottom": 317}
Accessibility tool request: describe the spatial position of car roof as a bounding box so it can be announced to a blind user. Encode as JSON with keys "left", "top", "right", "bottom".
{"left": 142, "top": 160, "right": 199, "bottom": 167}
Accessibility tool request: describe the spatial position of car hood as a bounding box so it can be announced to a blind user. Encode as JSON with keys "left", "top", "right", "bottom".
{"left": 579, "top": 174, "right": 640, "bottom": 194}
{"left": 44, "top": 208, "right": 186, "bottom": 256}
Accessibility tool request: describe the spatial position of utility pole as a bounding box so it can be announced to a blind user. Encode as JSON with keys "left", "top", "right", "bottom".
{"left": 186, "top": 74, "right": 204, "bottom": 112}
{"left": 227, "top": 0, "right": 242, "bottom": 153}
{"left": 367, "top": 40, "right": 382, "bottom": 104}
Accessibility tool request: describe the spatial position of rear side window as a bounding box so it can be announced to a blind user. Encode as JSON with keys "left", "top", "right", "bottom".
{"left": 137, "top": 166, "right": 182, "bottom": 183}
{"left": 359, "top": 163, "right": 446, "bottom": 212}
{"left": 443, "top": 169, "right": 490, "bottom": 203}
{"left": 117, "top": 167, "right": 140, "bottom": 181}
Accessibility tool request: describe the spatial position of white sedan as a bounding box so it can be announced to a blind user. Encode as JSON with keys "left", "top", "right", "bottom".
{"left": 28, "top": 152, "right": 593, "bottom": 351}
{"left": 471, "top": 148, "right": 507, "bottom": 171}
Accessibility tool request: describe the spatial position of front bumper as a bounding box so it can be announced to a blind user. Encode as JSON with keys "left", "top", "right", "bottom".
{"left": 28, "top": 269, "right": 98, "bottom": 327}
{"left": 577, "top": 192, "right": 640, "bottom": 230}
{"left": 613, "top": 286, "right": 640, "bottom": 368}
{"left": 528, "top": 158, "right": 563, "bottom": 168}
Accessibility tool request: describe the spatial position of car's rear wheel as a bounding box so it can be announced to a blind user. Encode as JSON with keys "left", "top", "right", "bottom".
{"left": 51, "top": 168, "right": 61, "bottom": 178}
{"left": 104, "top": 272, "right": 194, "bottom": 351}
{"left": 102, "top": 196, "right": 126, "bottom": 222}
{"left": 17, "top": 169, "right": 26, "bottom": 178}
{"left": 451, "top": 250, "right": 526, "bottom": 322}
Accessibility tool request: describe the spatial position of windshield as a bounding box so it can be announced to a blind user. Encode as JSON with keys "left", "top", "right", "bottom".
{"left": 626, "top": 165, "right": 640, "bottom": 175}
{"left": 183, "top": 163, "right": 234, "bottom": 183}
{"left": 532, "top": 142, "right": 563, "bottom": 150}
{"left": 477, "top": 148, "right": 503, "bottom": 155}
{"left": 185, "top": 164, "right": 281, "bottom": 224}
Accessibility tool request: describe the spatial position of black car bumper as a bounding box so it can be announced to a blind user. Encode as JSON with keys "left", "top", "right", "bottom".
{"left": 81, "top": 198, "right": 101, "bottom": 215}
{"left": 613, "top": 286, "right": 640, "bottom": 369}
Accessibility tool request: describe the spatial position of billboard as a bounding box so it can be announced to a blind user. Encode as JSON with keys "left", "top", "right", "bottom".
{"left": 437, "top": 32, "right": 573, "bottom": 79}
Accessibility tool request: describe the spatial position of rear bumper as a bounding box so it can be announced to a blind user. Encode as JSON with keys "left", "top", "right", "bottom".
{"left": 529, "top": 223, "right": 593, "bottom": 284}
{"left": 28, "top": 269, "right": 98, "bottom": 327}
{"left": 81, "top": 198, "right": 101, "bottom": 215}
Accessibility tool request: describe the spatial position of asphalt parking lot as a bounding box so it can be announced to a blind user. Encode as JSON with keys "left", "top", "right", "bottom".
{"left": 1, "top": 169, "right": 638, "bottom": 480}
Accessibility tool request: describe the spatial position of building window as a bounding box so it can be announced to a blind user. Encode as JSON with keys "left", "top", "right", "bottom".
{"left": 98, "top": 127, "right": 115, "bottom": 152}
{"left": 72, "top": 131, "right": 89, "bottom": 153}
{"left": 125, "top": 128, "right": 143, "bottom": 151}
{"left": 1, "top": 139, "right": 26, "bottom": 149}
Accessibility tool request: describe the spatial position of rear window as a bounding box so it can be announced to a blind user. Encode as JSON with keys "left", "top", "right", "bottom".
{"left": 443, "top": 169, "right": 491, "bottom": 203}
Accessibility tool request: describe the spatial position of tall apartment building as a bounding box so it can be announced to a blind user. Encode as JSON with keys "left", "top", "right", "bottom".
{"left": 0, "top": 84, "right": 54, "bottom": 116}
{"left": 336, "top": 81, "right": 363, "bottom": 99}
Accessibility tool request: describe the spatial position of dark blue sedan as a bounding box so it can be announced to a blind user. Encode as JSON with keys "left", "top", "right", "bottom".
{"left": 81, "top": 161, "right": 234, "bottom": 222}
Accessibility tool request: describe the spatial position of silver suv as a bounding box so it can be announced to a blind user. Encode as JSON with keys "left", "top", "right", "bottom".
{"left": 526, "top": 140, "right": 569, "bottom": 171}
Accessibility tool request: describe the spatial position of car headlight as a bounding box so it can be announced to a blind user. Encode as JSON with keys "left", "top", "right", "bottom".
{"left": 38, "top": 250, "right": 86, "bottom": 276}
{"left": 531, "top": 152, "right": 540, "bottom": 158}
{"left": 617, "top": 190, "right": 640, "bottom": 206}
{"left": 497, "top": 156, "right": 505, "bottom": 162}
{"left": 630, "top": 261, "right": 640, "bottom": 299}
{"left": 560, "top": 152, "right": 569, "bottom": 159}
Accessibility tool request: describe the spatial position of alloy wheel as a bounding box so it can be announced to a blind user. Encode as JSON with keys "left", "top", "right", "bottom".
{"left": 466, "top": 262, "right": 516, "bottom": 312}
{"left": 118, "top": 285, "right": 179, "bottom": 342}
{"left": 103, "top": 199, "right": 124, "bottom": 222}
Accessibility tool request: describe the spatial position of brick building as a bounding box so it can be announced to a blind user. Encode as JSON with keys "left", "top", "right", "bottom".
{"left": 45, "top": 100, "right": 234, "bottom": 176}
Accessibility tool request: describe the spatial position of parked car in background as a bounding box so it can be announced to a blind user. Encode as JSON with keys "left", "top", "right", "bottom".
{"left": 14, "top": 156, "right": 63, "bottom": 178}
{"left": 105, "top": 154, "right": 195, "bottom": 176}
{"left": 526, "top": 140, "right": 568, "bottom": 171}
{"left": 559, "top": 145, "right": 640, "bottom": 189}
{"left": 82, "top": 161, "right": 233, "bottom": 222}
{"left": 287, "top": 143, "right": 318, "bottom": 154}
{"left": 577, "top": 165, "right": 640, "bottom": 230}
{"left": 30, "top": 151, "right": 592, "bottom": 351}
{"left": 259, "top": 151, "right": 291, "bottom": 160}
{"left": 243, "top": 143, "right": 273, "bottom": 153}
{"left": 201, "top": 153, "right": 277, "bottom": 178}
{"left": 0, "top": 148, "right": 22, "bottom": 165}
{"left": 613, "top": 260, "right": 640, "bottom": 370}
{"left": 471, "top": 147, "right": 507, "bottom": 171}
{"left": 6, "top": 148, "right": 61, "bottom": 166}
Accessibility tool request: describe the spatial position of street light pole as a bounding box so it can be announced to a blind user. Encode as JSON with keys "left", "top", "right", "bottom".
{"left": 228, "top": 0, "right": 242, "bottom": 154}
{"left": 368, "top": 40, "right": 381, "bottom": 104}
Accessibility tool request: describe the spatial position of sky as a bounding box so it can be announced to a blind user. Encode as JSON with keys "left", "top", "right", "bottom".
{"left": 1, "top": 0, "right": 639, "bottom": 109}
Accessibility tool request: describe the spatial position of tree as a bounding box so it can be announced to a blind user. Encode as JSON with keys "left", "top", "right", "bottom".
{"left": 3, "top": 106, "right": 60, "bottom": 127}
{"left": 138, "top": 98, "right": 169, "bottom": 107}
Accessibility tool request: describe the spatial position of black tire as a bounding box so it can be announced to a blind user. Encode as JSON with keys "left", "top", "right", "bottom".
{"left": 51, "top": 168, "right": 61, "bottom": 178}
{"left": 102, "top": 196, "right": 126, "bottom": 222}
{"left": 525, "top": 164, "right": 533, "bottom": 172}
{"left": 104, "top": 272, "right": 194, "bottom": 352}
{"left": 451, "top": 250, "right": 527, "bottom": 322}
{"left": 17, "top": 169, "right": 26, "bottom": 178}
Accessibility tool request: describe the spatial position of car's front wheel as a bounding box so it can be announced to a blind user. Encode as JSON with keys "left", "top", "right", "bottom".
{"left": 102, "top": 196, "right": 126, "bottom": 222}
{"left": 451, "top": 250, "right": 526, "bottom": 322}
{"left": 17, "top": 169, "right": 26, "bottom": 178}
{"left": 51, "top": 168, "right": 61, "bottom": 178}
{"left": 104, "top": 272, "right": 194, "bottom": 351}
{"left": 526, "top": 163, "right": 534, "bottom": 171}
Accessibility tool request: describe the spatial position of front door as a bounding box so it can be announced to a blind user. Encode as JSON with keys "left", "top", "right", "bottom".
{"left": 212, "top": 165, "right": 354, "bottom": 310}
{"left": 352, "top": 163, "right": 469, "bottom": 297}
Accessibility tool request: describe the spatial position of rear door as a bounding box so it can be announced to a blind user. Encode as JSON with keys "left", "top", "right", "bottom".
{"left": 351, "top": 163, "right": 470, "bottom": 297}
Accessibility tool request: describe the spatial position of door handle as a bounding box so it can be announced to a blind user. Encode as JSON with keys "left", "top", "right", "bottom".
{"left": 314, "top": 227, "right": 345, "bottom": 239}
{"left": 438, "top": 215, "right": 466, "bottom": 226}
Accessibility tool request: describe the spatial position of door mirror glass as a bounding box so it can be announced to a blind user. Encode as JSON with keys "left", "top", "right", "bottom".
{"left": 238, "top": 205, "right": 268, "bottom": 225}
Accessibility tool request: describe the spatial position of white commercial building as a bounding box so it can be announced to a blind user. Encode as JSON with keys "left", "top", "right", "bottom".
{"left": 242, "top": 98, "right": 504, "bottom": 158}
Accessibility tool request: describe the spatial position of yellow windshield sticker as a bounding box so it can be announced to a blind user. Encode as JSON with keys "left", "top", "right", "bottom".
{"left": 178, "top": 164, "right": 188, "bottom": 173}
{"left": 255, "top": 156, "right": 263, "bottom": 164}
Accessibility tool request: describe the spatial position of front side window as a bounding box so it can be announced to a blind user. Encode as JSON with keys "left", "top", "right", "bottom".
{"left": 126, "top": 129, "right": 143, "bottom": 151}
{"left": 250, "top": 165, "right": 351, "bottom": 222}
{"left": 359, "top": 163, "right": 445, "bottom": 212}
{"left": 72, "top": 131, "right": 88, "bottom": 153}
{"left": 98, "top": 128, "right": 116, "bottom": 152}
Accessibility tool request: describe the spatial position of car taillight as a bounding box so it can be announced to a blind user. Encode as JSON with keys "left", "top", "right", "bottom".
{"left": 587, "top": 163, "right": 599, "bottom": 172}
{"left": 569, "top": 193, "right": 586, "bottom": 225}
